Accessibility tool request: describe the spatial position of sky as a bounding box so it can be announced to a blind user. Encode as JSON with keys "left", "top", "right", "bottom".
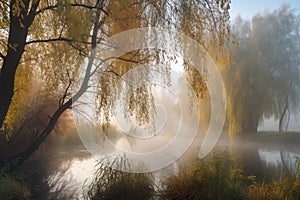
{"left": 230, "top": 0, "right": 300, "bottom": 21}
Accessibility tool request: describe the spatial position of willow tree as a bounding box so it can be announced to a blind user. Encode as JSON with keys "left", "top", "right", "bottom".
{"left": 223, "top": 16, "right": 271, "bottom": 136}
{"left": 251, "top": 5, "right": 300, "bottom": 132}
{"left": 224, "top": 5, "right": 300, "bottom": 136}
{"left": 0, "top": 0, "right": 230, "bottom": 167}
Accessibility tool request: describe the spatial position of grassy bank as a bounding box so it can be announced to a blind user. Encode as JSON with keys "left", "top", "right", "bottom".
{"left": 159, "top": 149, "right": 300, "bottom": 200}
{"left": 83, "top": 149, "right": 300, "bottom": 200}
{"left": 84, "top": 157, "right": 156, "bottom": 200}
{"left": 251, "top": 131, "right": 300, "bottom": 144}
{"left": 1, "top": 147, "right": 300, "bottom": 199}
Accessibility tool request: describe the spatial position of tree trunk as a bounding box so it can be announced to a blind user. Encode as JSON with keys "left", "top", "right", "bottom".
{"left": 4, "top": 99, "right": 73, "bottom": 168}
{"left": 279, "top": 95, "right": 289, "bottom": 132}
{"left": 0, "top": 0, "right": 39, "bottom": 128}
{"left": 0, "top": 0, "right": 103, "bottom": 169}
{"left": 285, "top": 109, "right": 290, "bottom": 132}
{"left": 0, "top": 21, "right": 27, "bottom": 128}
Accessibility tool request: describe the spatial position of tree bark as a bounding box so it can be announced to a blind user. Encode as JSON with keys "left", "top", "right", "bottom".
{"left": 0, "top": 0, "right": 39, "bottom": 128}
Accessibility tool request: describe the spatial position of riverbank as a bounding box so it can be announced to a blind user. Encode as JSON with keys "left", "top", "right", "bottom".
{"left": 235, "top": 131, "right": 300, "bottom": 151}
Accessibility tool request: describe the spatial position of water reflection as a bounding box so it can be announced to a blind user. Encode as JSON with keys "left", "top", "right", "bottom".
{"left": 23, "top": 148, "right": 180, "bottom": 199}
{"left": 233, "top": 138, "right": 300, "bottom": 180}
{"left": 258, "top": 149, "right": 300, "bottom": 179}
{"left": 21, "top": 134, "right": 300, "bottom": 199}
{"left": 48, "top": 155, "right": 97, "bottom": 199}
{"left": 22, "top": 149, "right": 93, "bottom": 200}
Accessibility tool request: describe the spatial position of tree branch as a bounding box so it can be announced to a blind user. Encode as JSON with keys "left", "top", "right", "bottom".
{"left": 25, "top": 37, "right": 91, "bottom": 45}
{"left": 59, "top": 70, "right": 73, "bottom": 106}
{"left": 24, "top": 0, "right": 41, "bottom": 27}
{"left": 0, "top": 52, "right": 5, "bottom": 60}
{"left": 36, "top": 3, "right": 109, "bottom": 16}
{"left": 204, "top": 0, "right": 218, "bottom": 33}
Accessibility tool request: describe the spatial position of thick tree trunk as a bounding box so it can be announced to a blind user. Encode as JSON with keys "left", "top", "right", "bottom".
{"left": 0, "top": 0, "right": 103, "bottom": 169}
{"left": 0, "top": 0, "right": 39, "bottom": 128}
{"left": 0, "top": 18, "right": 28, "bottom": 128}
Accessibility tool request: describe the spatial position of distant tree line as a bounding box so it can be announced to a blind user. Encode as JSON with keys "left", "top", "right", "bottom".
{"left": 224, "top": 4, "right": 300, "bottom": 136}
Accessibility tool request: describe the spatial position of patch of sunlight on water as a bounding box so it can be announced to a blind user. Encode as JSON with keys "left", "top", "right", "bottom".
{"left": 48, "top": 153, "right": 180, "bottom": 199}
{"left": 68, "top": 158, "right": 98, "bottom": 185}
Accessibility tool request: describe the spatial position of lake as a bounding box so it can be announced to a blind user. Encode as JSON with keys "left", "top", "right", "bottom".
{"left": 21, "top": 132, "right": 300, "bottom": 199}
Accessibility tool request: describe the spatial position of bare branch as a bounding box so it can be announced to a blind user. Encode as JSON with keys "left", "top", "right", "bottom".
{"left": 68, "top": 42, "right": 89, "bottom": 57}
{"left": 103, "top": 68, "right": 121, "bottom": 77}
{"left": 25, "top": 37, "right": 91, "bottom": 45}
{"left": 59, "top": 75, "right": 72, "bottom": 106}
{"left": 59, "top": 22, "right": 67, "bottom": 38}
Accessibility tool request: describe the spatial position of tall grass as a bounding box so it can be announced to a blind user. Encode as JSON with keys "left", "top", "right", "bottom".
{"left": 84, "top": 156, "right": 156, "bottom": 200}
{"left": 0, "top": 167, "right": 31, "bottom": 200}
{"left": 84, "top": 150, "right": 300, "bottom": 200}
{"left": 159, "top": 149, "right": 251, "bottom": 200}
{"left": 247, "top": 176, "right": 300, "bottom": 200}
{"left": 159, "top": 149, "right": 300, "bottom": 200}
